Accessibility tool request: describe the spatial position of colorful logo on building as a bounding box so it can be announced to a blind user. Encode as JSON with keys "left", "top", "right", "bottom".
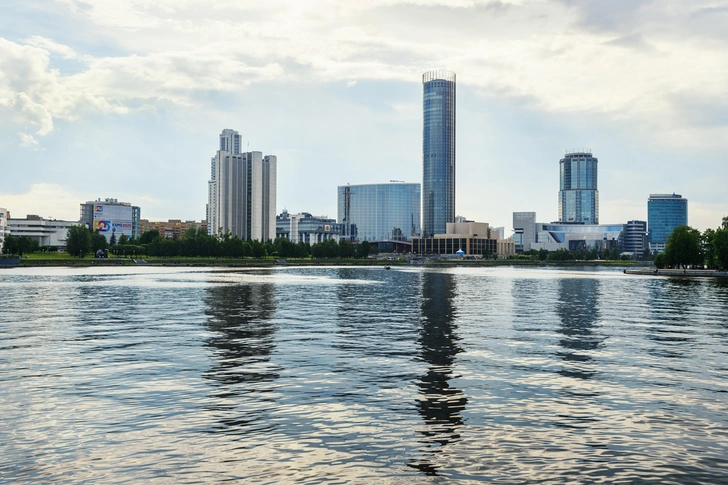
{"left": 94, "top": 220, "right": 111, "bottom": 232}
{"left": 95, "top": 205, "right": 104, "bottom": 213}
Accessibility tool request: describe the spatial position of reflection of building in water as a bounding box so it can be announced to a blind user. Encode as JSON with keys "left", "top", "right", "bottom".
{"left": 204, "top": 282, "right": 279, "bottom": 431}
{"left": 555, "top": 278, "right": 603, "bottom": 380}
{"left": 409, "top": 271, "right": 467, "bottom": 475}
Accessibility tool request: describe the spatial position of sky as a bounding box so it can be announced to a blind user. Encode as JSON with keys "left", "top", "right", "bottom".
{"left": 1, "top": 0, "right": 727, "bottom": 232}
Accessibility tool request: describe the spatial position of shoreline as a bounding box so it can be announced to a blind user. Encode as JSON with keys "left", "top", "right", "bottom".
{"left": 624, "top": 268, "right": 728, "bottom": 278}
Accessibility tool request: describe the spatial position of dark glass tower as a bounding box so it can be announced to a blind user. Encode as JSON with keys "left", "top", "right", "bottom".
{"left": 558, "top": 151, "right": 599, "bottom": 224}
{"left": 647, "top": 193, "right": 687, "bottom": 252}
{"left": 422, "top": 70, "right": 456, "bottom": 237}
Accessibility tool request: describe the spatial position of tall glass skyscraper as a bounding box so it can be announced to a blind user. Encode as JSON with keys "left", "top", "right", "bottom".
{"left": 558, "top": 151, "right": 599, "bottom": 224}
{"left": 337, "top": 183, "right": 421, "bottom": 243}
{"left": 648, "top": 193, "right": 688, "bottom": 252}
{"left": 422, "top": 70, "right": 456, "bottom": 237}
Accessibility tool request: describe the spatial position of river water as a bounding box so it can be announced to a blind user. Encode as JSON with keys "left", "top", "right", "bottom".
{"left": 1, "top": 266, "right": 727, "bottom": 484}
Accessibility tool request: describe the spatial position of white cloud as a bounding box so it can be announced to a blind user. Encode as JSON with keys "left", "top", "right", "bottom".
{"left": 17, "top": 132, "right": 39, "bottom": 147}
{"left": 0, "top": 183, "right": 86, "bottom": 221}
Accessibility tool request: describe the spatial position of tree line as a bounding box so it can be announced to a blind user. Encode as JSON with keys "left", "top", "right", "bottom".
{"left": 62, "top": 225, "right": 376, "bottom": 259}
{"left": 655, "top": 217, "right": 728, "bottom": 270}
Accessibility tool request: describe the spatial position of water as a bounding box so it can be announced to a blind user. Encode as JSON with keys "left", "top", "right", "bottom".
{"left": 1, "top": 266, "right": 727, "bottom": 483}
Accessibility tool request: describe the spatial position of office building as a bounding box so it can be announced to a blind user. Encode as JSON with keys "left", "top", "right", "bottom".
{"left": 513, "top": 212, "right": 537, "bottom": 253}
{"left": 412, "top": 221, "right": 515, "bottom": 258}
{"left": 0, "top": 208, "right": 9, "bottom": 251}
{"left": 208, "top": 129, "right": 277, "bottom": 241}
{"left": 276, "top": 210, "right": 341, "bottom": 245}
{"left": 7, "top": 215, "right": 77, "bottom": 248}
{"left": 422, "top": 70, "right": 456, "bottom": 237}
{"left": 620, "top": 220, "right": 648, "bottom": 257}
{"left": 80, "top": 198, "right": 141, "bottom": 242}
{"left": 140, "top": 219, "right": 208, "bottom": 239}
{"left": 648, "top": 193, "right": 688, "bottom": 253}
{"left": 337, "top": 182, "right": 420, "bottom": 249}
{"left": 558, "top": 151, "right": 599, "bottom": 224}
{"left": 531, "top": 223, "right": 623, "bottom": 252}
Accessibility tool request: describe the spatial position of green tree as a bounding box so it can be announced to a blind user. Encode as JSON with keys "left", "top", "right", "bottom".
{"left": 664, "top": 225, "right": 702, "bottom": 269}
{"left": 65, "top": 225, "right": 91, "bottom": 257}
{"left": 538, "top": 248, "right": 548, "bottom": 261}
{"left": 16, "top": 236, "right": 38, "bottom": 256}
{"left": 703, "top": 228, "right": 716, "bottom": 269}
{"left": 118, "top": 234, "right": 129, "bottom": 245}
{"left": 2, "top": 234, "right": 16, "bottom": 255}
{"left": 109, "top": 233, "right": 117, "bottom": 246}
{"left": 140, "top": 230, "right": 160, "bottom": 245}
{"left": 713, "top": 228, "right": 728, "bottom": 270}
{"left": 91, "top": 231, "right": 109, "bottom": 253}
{"left": 654, "top": 253, "right": 665, "bottom": 269}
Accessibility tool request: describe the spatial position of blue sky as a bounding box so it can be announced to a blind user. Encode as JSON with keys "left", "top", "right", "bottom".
{"left": 1, "top": 0, "right": 726, "bottom": 232}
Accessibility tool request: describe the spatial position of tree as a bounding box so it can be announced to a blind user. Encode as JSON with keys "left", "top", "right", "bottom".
{"left": 91, "top": 231, "right": 109, "bottom": 253}
{"left": 703, "top": 228, "right": 716, "bottom": 269}
{"left": 65, "top": 225, "right": 91, "bottom": 257}
{"left": 664, "top": 225, "right": 702, "bottom": 269}
{"left": 140, "top": 230, "right": 160, "bottom": 245}
{"left": 109, "top": 233, "right": 117, "bottom": 246}
{"left": 118, "top": 234, "right": 129, "bottom": 245}
{"left": 713, "top": 228, "right": 728, "bottom": 271}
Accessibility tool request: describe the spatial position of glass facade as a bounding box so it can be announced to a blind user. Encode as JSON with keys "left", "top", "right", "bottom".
{"left": 539, "top": 223, "right": 622, "bottom": 251}
{"left": 337, "top": 183, "right": 421, "bottom": 243}
{"left": 558, "top": 152, "right": 599, "bottom": 224}
{"left": 648, "top": 193, "right": 688, "bottom": 250}
{"left": 422, "top": 70, "right": 456, "bottom": 237}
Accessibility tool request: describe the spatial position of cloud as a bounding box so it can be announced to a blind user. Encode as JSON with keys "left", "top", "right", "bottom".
{"left": 17, "top": 132, "right": 39, "bottom": 147}
{"left": 0, "top": 183, "right": 85, "bottom": 221}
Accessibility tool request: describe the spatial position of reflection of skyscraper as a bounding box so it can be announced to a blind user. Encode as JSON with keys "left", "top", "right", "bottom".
{"left": 422, "top": 71, "right": 456, "bottom": 238}
{"left": 409, "top": 271, "right": 467, "bottom": 475}
{"left": 204, "top": 281, "right": 279, "bottom": 432}
{"left": 555, "top": 278, "right": 603, "bottom": 380}
{"left": 558, "top": 151, "right": 599, "bottom": 224}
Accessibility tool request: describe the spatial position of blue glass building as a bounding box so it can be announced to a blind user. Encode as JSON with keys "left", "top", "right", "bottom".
{"left": 422, "top": 70, "right": 456, "bottom": 237}
{"left": 337, "top": 183, "right": 421, "bottom": 245}
{"left": 648, "top": 193, "right": 688, "bottom": 252}
{"left": 558, "top": 151, "right": 599, "bottom": 224}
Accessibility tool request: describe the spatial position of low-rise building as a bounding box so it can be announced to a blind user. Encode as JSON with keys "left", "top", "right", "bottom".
{"left": 7, "top": 215, "right": 78, "bottom": 248}
{"left": 620, "top": 220, "right": 648, "bottom": 257}
{"left": 276, "top": 210, "right": 341, "bottom": 245}
{"left": 0, "top": 208, "right": 9, "bottom": 251}
{"left": 140, "top": 219, "right": 207, "bottom": 239}
{"left": 412, "top": 221, "right": 515, "bottom": 258}
{"left": 531, "top": 223, "right": 623, "bottom": 252}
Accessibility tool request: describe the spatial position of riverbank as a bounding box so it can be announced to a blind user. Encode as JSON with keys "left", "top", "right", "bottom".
{"left": 625, "top": 268, "right": 728, "bottom": 278}
{"left": 10, "top": 257, "right": 650, "bottom": 268}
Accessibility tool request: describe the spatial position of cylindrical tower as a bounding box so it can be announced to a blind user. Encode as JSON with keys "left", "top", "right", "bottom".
{"left": 422, "top": 70, "right": 456, "bottom": 237}
{"left": 558, "top": 151, "right": 599, "bottom": 224}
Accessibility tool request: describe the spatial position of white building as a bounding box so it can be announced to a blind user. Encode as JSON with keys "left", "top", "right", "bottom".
{"left": 0, "top": 208, "right": 9, "bottom": 251}
{"left": 80, "top": 198, "right": 141, "bottom": 242}
{"left": 7, "top": 215, "right": 78, "bottom": 248}
{"left": 208, "top": 129, "right": 276, "bottom": 241}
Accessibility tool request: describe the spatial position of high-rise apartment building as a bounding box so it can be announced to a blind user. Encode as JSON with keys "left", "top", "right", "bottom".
{"left": 620, "top": 220, "right": 648, "bottom": 256}
{"left": 422, "top": 70, "right": 456, "bottom": 237}
{"left": 207, "top": 129, "right": 276, "bottom": 241}
{"left": 558, "top": 151, "right": 599, "bottom": 224}
{"left": 648, "top": 193, "right": 687, "bottom": 253}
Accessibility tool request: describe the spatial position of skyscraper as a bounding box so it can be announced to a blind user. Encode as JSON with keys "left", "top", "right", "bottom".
{"left": 422, "top": 70, "right": 456, "bottom": 237}
{"left": 207, "top": 129, "right": 276, "bottom": 241}
{"left": 558, "top": 151, "right": 599, "bottom": 224}
{"left": 647, "top": 193, "right": 687, "bottom": 253}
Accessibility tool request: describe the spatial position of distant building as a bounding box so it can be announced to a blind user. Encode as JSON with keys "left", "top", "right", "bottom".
{"left": 0, "top": 208, "right": 9, "bottom": 251}
{"left": 80, "top": 198, "right": 141, "bottom": 242}
{"left": 512, "top": 212, "right": 537, "bottom": 253}
{"left": 140, "top": 219, "right": 207, "bottom": 239}
{"left": 337, "top": 182, "right": 421, "bottom": 249}
{"left": 620, "top": 220, "right": 648, "bottom": 257}
{"left": 491, "top": 227, "right": 505, "bottom": 241}
{"left": 412, "top": 221, "right": 515, "bottom": 258}
{"left": 531, "top": 223, "right": 622, "bottom": 252}
{"left": 207, "top": 129, "right": 276, "bottom": 241}
{"left": 559, "top": 151, "right": 599, "bottom": 224}
{"left": 275, "top": 210, "right": 341, "bottom": 245}
{"left": 7, "top": 215, "right": 77, "bottom": 248}
{"left": 422, "top": 70, "right": 456, "bottom": 237}
{"left": 648, "top": 193, "right": 688, "bottom": 253}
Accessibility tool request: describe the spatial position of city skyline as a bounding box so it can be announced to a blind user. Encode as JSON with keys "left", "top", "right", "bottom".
{"left": 1, "top": 1, "right": 727, "bottom": 232}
